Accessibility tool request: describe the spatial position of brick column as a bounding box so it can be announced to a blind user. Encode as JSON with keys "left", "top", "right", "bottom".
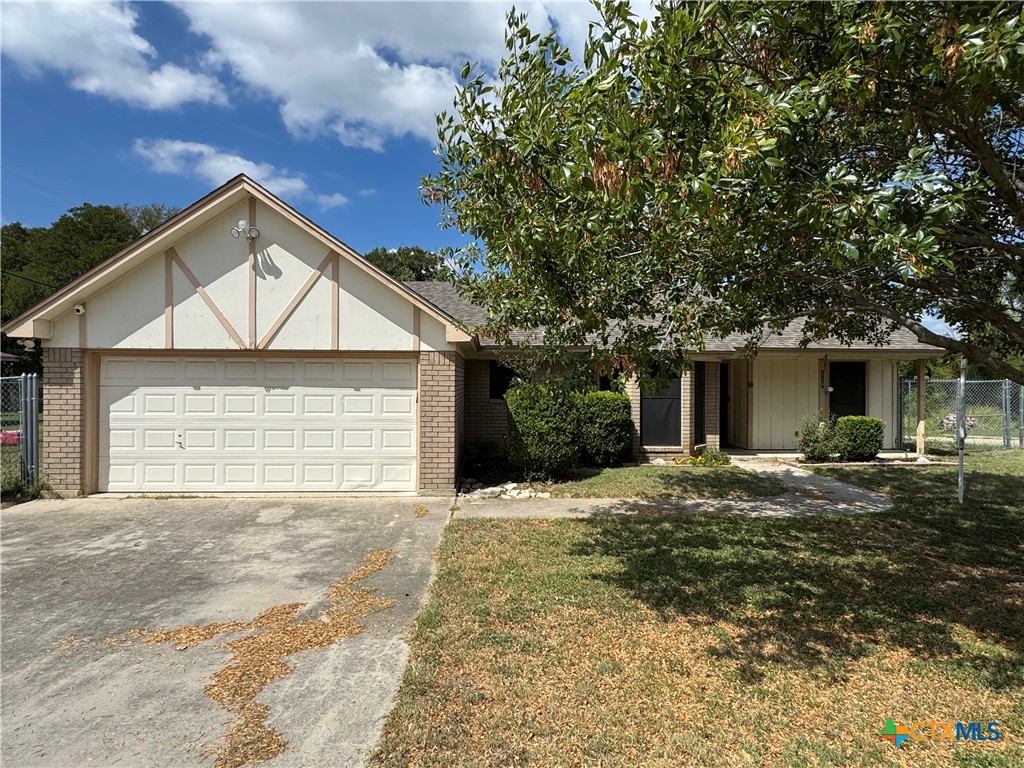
{"left": 680, "top": 369, "right": 695, "bottom": 454}
{"left": 625, "top": 378, "right": 642, "bottom": 459}
{"left": 704, "top": 362, "right": 721, "bottom": 450}
{"left": 418, "top": 351, "right": 462, "bottom": 493}
{"left": 41, "top": 347, "right": 85, "bottom": 494}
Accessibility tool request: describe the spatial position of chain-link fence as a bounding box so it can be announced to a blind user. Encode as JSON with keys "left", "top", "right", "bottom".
{"left": 898, "top": 378, "right": 1024, "bottom": 454}
{"left": 1, "top": 375, "right": 41, "bottom": 495}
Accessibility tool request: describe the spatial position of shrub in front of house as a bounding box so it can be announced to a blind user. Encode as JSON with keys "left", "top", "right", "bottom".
{"left": 797, "top": 412, "right": 839, "bottom": 462}
{"left": 505, "top": 383, "right": 583, "bottom": 479}
{"left": 834, "top": 416, "right": 885, "bottom": 461}
{"left": 579, "top": 391, "right": 633, "bottom": 467}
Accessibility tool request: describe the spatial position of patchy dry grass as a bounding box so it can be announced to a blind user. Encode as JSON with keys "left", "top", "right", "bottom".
{"left": 373, "top": 453, "right": 1023, "bottom": 767}
{"left": 540, "top": 464, "right": 784, "bottom": 500}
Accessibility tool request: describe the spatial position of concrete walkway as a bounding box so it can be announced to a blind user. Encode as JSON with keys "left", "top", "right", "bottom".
{"left": 455, "top": 459, "right": 892, "bottom": 519}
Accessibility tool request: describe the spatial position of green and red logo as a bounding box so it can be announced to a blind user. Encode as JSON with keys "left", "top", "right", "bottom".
{"left": 878, "top": 719, "right": 910, "bottom": 747}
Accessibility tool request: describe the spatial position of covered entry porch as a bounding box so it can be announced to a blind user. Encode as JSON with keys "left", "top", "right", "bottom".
{"left": 628, "top": 350, "right": 937, "bottom": 458}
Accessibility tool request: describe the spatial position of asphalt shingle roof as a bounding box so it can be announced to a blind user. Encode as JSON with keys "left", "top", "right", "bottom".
{"left": 405, "top": 281, "right": 939, "bottom": 353}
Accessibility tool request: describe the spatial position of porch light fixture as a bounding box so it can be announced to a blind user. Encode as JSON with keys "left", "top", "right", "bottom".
{"left": 230, "top": 219, "right": 260, "bottom": 240}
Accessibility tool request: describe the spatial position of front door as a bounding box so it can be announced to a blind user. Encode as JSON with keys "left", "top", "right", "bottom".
{"left": 641, "top": 375, "right": 681, "bottom": 446}
{"left": 829, "top": 361, "right": 866, "bottom": 417}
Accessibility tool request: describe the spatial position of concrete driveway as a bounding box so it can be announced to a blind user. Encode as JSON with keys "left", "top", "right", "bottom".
{"left": 1, "top": 496, "right": 450, "bottom": 768}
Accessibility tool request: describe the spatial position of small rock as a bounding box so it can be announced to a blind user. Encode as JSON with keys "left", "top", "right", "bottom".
{"left": 502, "top": 482, "right": 518, "bottom": 490}
{"left": 915, "top": 456, "right": 931, "bottom": 463}
{"left": 651, "top": 458, "right": 667, "bottom": 466}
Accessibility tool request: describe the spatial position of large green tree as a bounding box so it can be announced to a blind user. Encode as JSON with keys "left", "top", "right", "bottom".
{"left": 364, "top": 245, "right": 444, "bottom": 281}
{"left": 426, "top": 1, "right": 1024, "bottom": 384}
{"left": 1, "top": 202, "right": 178, "bottom": 371}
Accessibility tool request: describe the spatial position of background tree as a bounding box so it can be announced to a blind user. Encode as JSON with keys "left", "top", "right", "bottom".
{"left": 426, "top": 1, "right": 1024, "bottom": 384}
{"left": 1, "top": 202, "right": 179, "bottom": 372}
{"left": 364, "top": 245, "right": 443, "bottom": 281}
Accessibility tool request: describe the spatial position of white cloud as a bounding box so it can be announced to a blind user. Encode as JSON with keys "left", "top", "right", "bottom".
{"left": 315, "top": 192, "right": 350, "bottom": 210}
{"left": 923, "top": 313, "right": 961, "bottom": 339}
{"left": 174, "top": 1, "right": 648, "bottom": 149}
{"left": 133, "top": 138, "right": 347, "bottom": 207}
{"left": 4, "top": 0, "right": 654, "bottom": 146}
{"left": 0, "top": 1, "right": 226, "bottom": 109}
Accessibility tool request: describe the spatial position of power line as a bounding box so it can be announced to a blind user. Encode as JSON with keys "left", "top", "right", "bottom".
{"left": 0, "top": 271, "right": 58, "bottom": 289}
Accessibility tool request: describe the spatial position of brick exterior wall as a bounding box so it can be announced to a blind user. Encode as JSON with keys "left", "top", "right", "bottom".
{"left": 627, "top": 364, "right": 722, "bottom": 459}
{"left": 464, "top": 359, "right": 508, "bottom": 457}
{"left": 418, "top": 351, "right": 463, "bottom": 493}
{"left": 41, "top": 347, "right": 85, "bottom": 493}
{"left": 454, "top": 353, "right": 465, "bottom": 480}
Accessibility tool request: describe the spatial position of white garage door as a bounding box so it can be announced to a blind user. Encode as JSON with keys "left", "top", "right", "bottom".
{"left": 100, "top": 356, "right": 417, "bottom": 492}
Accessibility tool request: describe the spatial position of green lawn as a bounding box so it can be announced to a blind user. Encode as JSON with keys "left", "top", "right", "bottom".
{"left": 535, "top": 464, "right": 785, "bottom": 499}
{"left": 373, "top": 452, "right": 1024, "bottom": 767}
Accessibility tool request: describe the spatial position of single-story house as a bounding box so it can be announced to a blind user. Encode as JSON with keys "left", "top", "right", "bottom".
{"left": 1, "top": 175, "right": 939, "bottom": 496}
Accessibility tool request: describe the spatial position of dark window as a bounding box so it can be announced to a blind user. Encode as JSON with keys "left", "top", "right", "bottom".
{"left": 829, "top": 361, "right": 867, "bottom": 417}
{"left": 640, "top": 374, "right": 682, "bottom": 446}
{"left": 489, "top": 361, "right": 517, "bottom": 399}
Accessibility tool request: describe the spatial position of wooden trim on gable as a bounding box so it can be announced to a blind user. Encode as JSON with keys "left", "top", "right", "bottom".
{"left": 1, "top": 174, "right": 469, "bottom": 346}
{"left": 164, "top": 252, "right": 173, "bottom": 349}
{"left": 248, "top": 196, "right": 257, "bottom": 349}
{"left": 168, "top": 247, "right": 247, "bottom": 350}
{"left": 257, "top": 251, "right": 334, "bottom": 350}
{"left": 331, "top": 251, "right": 340, "bottom": 351}
{"left": 238, "top": 178, "right": 463, "bottom": 335}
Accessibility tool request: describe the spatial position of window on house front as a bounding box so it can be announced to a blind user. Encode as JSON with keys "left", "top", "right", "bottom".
{"left": 489, "top": 361, "right": 517, "bottom": 399}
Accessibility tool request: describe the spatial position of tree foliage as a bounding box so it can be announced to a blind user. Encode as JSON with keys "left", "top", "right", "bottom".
{"left": 364, "top": 245, "right": 443, "bottom": 281}
{"left": 1, "top": 203, "right": 179, "bottom": 324}
{"left": 426, "top": 1, "right": 1024, "bottom": 384}
{"left": 1, "top": 203, "right": 179, "bottom": 372}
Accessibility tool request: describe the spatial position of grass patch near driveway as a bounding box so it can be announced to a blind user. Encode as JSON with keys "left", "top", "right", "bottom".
{"left": 373, "top": 453, "right": 1023, "bottom": 767}
{"left": 537, "top": 464, "right": 784, "bottom": 499}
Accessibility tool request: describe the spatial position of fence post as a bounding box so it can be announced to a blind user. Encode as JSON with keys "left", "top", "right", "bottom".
{"left": 957, "top": 358, "right": 966, "bottom": 504}
{"left": 18, "top": 374, "right": 28, "bottom": 484}
{"left": 28, "top": 373, "right": 39, "bottom": 486}
{"left": 914, "top": 362, "right": 924, "bottom": 454}
{"left": 1003, "top": 379, "right": 1012, "bottom": 449}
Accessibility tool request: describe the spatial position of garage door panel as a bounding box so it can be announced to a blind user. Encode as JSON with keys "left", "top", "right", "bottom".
{"left": 100, "top": 356, "right": 418, "bottom": 492}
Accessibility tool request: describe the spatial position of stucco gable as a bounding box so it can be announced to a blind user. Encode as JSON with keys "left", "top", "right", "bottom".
{"left": 3, "top": 176, "right": 470, "bottom": 351}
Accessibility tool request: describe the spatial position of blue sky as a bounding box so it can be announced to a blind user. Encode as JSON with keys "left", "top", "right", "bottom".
{"left": 1, "top": 1, "right": 606, "bottom": 254}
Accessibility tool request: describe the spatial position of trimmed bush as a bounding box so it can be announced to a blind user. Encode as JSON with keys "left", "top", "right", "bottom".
{"left": 579, "top": 391, "right": 632, "bottom": 467}
{"left": 505, "top": 383, "right": 583, "bottom": 479}
{"left": 797, "top": 412, "right": 839, "bottom": 462}
{"left": 835, "top": 416, "right": 885, "bottom": 461}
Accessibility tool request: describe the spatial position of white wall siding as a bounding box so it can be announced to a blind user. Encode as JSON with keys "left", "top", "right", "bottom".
{"left": 867, "top": 359, "right": 898, "bottom": 449}
{"left": 338, "top": 262, "right": 416, "bottom": 350}
{"left": 751, "top": 357, "right": 819, "bottom": 450}
{"left": 57, "top": 197, "right": 451, "bottom": 353}
{"left": 173, "top": 201, "right": 251, "bottom": 337}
